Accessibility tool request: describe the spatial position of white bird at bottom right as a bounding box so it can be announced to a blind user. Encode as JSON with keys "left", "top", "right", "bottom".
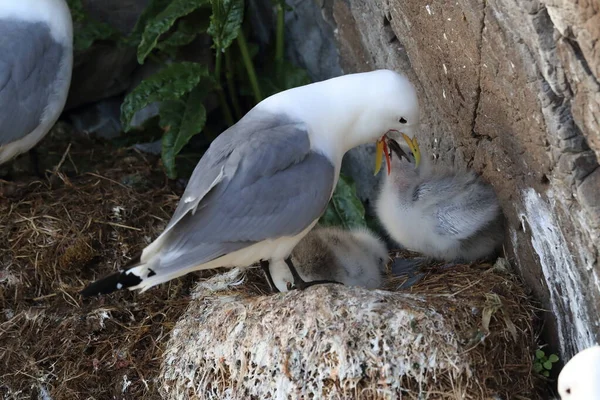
{"left": 558, "top": 345, "right": 600, "bottom": 400}
{"left": 376, "top": 135, "right": 504, "bottom": 263}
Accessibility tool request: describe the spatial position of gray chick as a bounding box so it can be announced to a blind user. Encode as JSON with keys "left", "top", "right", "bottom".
{"left": 376, "top": 136, "right": 504, "bottom": 262}
{"left": 268, "top": 227, "right": 388, "bottom": 292}
{"left": 0, "top": 0, "right": 73, "bottom": 165}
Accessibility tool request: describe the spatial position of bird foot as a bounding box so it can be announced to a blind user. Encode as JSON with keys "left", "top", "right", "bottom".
{"left": 287, "top": 278, "right": 342, "bottom": 291}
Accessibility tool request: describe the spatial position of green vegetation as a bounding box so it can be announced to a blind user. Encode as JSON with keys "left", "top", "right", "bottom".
{"left": 534, "top": 349, "right": 559, "bottom": 378}
{"left": 69, "top": 0, "right": 366, "bottom": 230}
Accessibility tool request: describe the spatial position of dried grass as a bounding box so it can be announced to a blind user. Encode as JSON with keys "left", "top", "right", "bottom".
{"left": 0, "top": 127, "right": 199, "bottom": 399}
{"left": 0, "top": 126, "right": 545, "bottom": 399}
{"left": 160, "top": 258, "right": 543, "bottom": 399}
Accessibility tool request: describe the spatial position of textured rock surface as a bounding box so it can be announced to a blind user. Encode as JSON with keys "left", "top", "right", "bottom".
{"left": 301, "top": 0, "right": 600, "bottom": 359}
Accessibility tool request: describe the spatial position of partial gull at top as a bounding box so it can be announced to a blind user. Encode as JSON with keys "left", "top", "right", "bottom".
{"left": 82, "top": 69, "right": 419, "bottom": 296}
{"left": 0, "top": 0, "right": 73, "bottom": 165}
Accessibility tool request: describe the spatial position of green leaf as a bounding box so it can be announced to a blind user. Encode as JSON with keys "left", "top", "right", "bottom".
{"left": 319, "top": 174, "right": 367, "bottom": 229}
{"left": 128, "top": 0, "right": 172, "bottom": 46}
{"left": 542, "top": 370, "right": 550, "bottom": 377}
{"left": 138, "top": 0, "right": 210, "bottom": 63}
{"left": 535, "top": 350, "right": 545, "bottom": 360}
{"left": 533, "top": 362, "right": 543, "bottom": 373}
{"left": 543, "top": 361, "right": 553, "bottom": 370}
{"left": 66, "top": 0, "right": 120, "bottom": 50}
{"left": 160, "top": 85, "right": 209, "bottom": 178}
{"left": 548, "top": 354, "right": 559, "bottom": 363}
{"left": 208, "top": 0, "right": 244, "bottom": 52}
{"left": 121, "top": 62, "right": 209, "bottom": 131}
{"left": 156, "top": 19, "right": 210, "bottom": 56}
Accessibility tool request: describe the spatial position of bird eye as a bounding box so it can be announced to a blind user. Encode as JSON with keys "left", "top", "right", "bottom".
{"left": 399, "top": 117, "right": 407, "bottom": 124}
{"left": 566, "top": 388, "right": 571, "bottom": 394}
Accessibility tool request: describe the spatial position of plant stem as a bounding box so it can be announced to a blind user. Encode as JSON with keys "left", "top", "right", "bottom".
{"left": 275, "top": 0, "right": 285, "bottom": 79}
{"left": 225, "top": 48, "right": 242, "bottom": 120}
{"left": 236, "top": 30, "right": 262, "bottom": 104}
{"left": 214, "top": 50, "right": 234, "bottom": 126}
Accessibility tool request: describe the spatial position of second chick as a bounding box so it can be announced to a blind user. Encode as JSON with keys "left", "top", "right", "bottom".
{"left": 376, "top": 136, "right": 504, "bottom": 262}
{"left": 268, "top": 227, "right": 388, "bottom": 292}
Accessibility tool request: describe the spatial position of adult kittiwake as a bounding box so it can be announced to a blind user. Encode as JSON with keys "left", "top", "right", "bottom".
{"left": 82, "top": 69, "right": 419, "bottom": 296}
{"left": 0, "top": 0, "right": 73, "bottom": 165}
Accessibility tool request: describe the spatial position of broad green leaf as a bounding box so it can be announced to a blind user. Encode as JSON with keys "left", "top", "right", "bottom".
{"left": 542, "top": 370, "right": 550, "bottom": 377}
{"left": 533, "top": 362, "right": 543, "bottom": 373}
{"left": 548, "top": 354, "right": 559, "bottom": 363}
{"left": 535, "top": 350, "right": 545, "bottom": 360}
{"left": 128, "top": 0, "right": 172, "bottom": 47}
{"left": 319, "top": 174, "right": 367, "bottom": 229}
{"left": 543, "top": 361, "right": 553, "bottom": 370}
{"left": 138, "top": 0, "right": 210, "bottom": 63}
{"left": 156, "top": 19, "right": 210, "bottom": 56}
{"left": 208, "top": 0, "right": 244, "bottom": 52}
{"left": 160, "top": 85, "right": 209, "bottom": 178}
{"left": 121, "top": 62, "right": 209, "bottom": 131}
{"left": 66, "top": 0, "right": 120, "bottom": 50}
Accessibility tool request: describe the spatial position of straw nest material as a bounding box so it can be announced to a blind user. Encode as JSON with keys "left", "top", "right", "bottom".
{"left": 161, "top": 260, "right": 540, "bottom": 400}
{"left": 0, "top": 126, "right": 200, "bottom": 399}
{"left": 1, "top": 125, "right": 543, "bottom": 399}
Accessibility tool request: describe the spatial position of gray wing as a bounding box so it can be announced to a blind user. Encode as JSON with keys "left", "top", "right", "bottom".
{"left": 150, "top": 112, "right": 335, "bottom": 269}
{"left": 416, "top": 173, "right": 500, "bottom": 240}
{"left": 0, "top": 20, "right": 65, "bottom": 144}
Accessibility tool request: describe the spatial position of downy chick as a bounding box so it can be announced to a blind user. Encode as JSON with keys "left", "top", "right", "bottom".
{"left": 376, "top": 135, "right": 504, "bottom": 262}
{"left": 268, "top": 227, "right": 388, "bottom": 292}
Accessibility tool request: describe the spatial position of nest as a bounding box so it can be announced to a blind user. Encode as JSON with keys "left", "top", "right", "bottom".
{"left": 1, "top": 124, "right": 543, "bottom": 399}
{"left": 161, "top": 261, "right": 541, "bottom": 400}
{"left": 0, "top": 125, "right": 200, "bottom": 399}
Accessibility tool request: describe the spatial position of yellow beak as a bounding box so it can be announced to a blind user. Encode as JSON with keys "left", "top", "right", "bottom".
{"left": 402, "top": 133, "right": 421, "bottom": 168}
{"left": 374, "top": 138, "right": 391, "bottom": 175}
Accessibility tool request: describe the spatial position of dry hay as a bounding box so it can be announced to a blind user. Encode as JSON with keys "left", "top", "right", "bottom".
{"left": 160, "top": 260, "right": 541, "bottom": 400}
{"left": 0, "top": 125, "right": 543, "bottom": 399}
{"left": 0, "top": 126, "right": 201, "bottom": 399}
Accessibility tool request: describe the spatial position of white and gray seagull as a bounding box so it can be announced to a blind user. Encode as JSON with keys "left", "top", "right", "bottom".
{"left": 267, "top": 226, "right": 389, "bottom": 292}
{"left": 0, "top": 0, "right": 73, "bottom": 165}
{"left": 82, "top": 70, "right": 419, "bottom": 296}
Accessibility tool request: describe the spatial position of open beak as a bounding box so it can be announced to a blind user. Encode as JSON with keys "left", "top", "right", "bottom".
{"left": 401, "top": 133, "right": 421, "bottom": 168}
{"left": 374, "top": 136, "right": 392, "bottom": 175}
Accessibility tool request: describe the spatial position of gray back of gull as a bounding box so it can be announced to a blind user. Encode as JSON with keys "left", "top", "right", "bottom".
{"left": 153, "top": 110, "right": 336, "bottom": 270}
{"left": 0, "top": 20, "right": 65, "bottom": 145}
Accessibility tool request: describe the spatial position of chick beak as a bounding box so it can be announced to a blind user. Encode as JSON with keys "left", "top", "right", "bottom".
{"left": 374, "top": 136, "right": 392, "bottom": 175}
{"left": 401, "top": 133, "right": 421, "bottom": 168}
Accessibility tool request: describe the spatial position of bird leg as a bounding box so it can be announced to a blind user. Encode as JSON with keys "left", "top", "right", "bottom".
{"left": 260, "top": 260, "right": 280, "bottom": 293}
{"left": 29, "top": 148, "right": 44, "bottom": 178}
{"left": 284, "top": 257, "right": 342, "bottom": 290}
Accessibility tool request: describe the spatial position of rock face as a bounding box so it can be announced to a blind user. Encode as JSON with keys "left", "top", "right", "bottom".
{"left": 295, "top": 0, "right": 599, "bottom": 359}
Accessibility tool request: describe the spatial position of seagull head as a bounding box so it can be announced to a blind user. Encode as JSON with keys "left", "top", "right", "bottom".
{"left": 558, "top": 346, "right": 600, "bottom": 400}
{"left": 352, "top": 70, "right": 420, "bottom": 175}
{"left": 256, "top": 69, "right": 420, "bottom": 169}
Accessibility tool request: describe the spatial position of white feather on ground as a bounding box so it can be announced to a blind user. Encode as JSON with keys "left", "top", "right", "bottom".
{"left": 268, "top": 227, "right": 388, "bottom": 292}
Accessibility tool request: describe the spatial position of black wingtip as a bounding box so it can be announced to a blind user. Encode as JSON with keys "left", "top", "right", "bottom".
{"left": 80, "top": 271, "right": 143, "bottom": 297}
